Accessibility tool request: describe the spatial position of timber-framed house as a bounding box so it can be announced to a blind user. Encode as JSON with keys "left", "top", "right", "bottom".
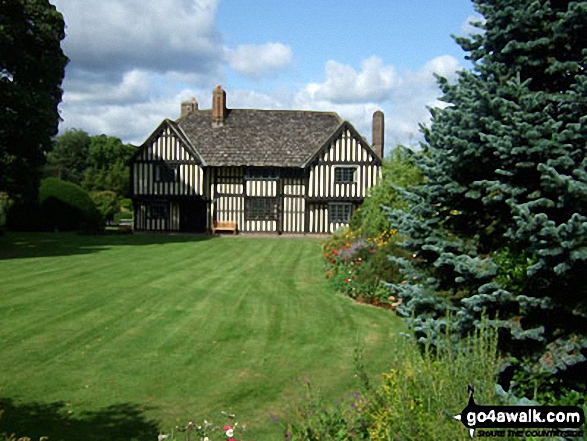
{"left": 130, "top": 86, "right": 384, "bottom": 234}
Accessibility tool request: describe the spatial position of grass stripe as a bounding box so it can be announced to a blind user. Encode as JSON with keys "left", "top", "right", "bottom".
{"left": 0, "top": 233, "right": 403, "bottom": 440}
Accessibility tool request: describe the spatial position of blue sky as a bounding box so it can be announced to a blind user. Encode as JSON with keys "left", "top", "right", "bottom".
{"left": 50, "top": 0, "right": 481, "bottom": 154}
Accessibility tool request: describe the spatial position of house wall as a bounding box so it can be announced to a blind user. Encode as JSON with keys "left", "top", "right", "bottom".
{"left": 211, "top": 167, "right": 245, "bottom": 230}
{"left": 307, "top": 202, "right": 362, "bottom": 234}
{"left": 132, "top": 124, "right": 206, "bottom": 232}
{"left": 132, "top": 123, "right": 380, "bottom": 234}
{"left": 133, "top": 125, "right": 205, "bottom": 197}
{"left": 210, "top": 168, "right": 306, "bottom": 234}
{"left": 308, "top": 129, "right": 379, "bottom": 199}
{"left": 134, "top": 200, "right": 181, "bottom": 232}
{"left": 306, "top": 128, "right": 380, "bottom": 233}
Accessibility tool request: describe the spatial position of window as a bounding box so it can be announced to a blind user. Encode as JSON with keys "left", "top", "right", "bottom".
{"left": 329, "top": 203, "right": 353, "bottom": 223}
{"left": 245, "top": 167, "right": 278, "bottom": 180}
{"left": 335, "top": 167, "right": 356, "bottom": 183}
{"left": 247, "top": 197, "right": 277, "bottom": 220}
{"left": 155, "top": 163, "right": 179, "bottom": 182}
{"left": 148, "top": 201, "right": 168, "bottom": 220}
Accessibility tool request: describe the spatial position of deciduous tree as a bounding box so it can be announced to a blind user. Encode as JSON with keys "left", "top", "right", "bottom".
{"left": 47, "top": 129, "right": 91, "bottom": 185}
{"left": 0, "top": 0, "right": 67, "bottom": 204}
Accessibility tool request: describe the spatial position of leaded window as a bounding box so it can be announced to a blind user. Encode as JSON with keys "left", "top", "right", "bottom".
{"left": 148, "top": 201, "right": 168, "bottom": 220}
{"left": 334, "top": 167, "right": 356, "bottom": 183}
{"left": 328, "top": 203, "right": 353, "bottom": 223}
{"left": 246, "top": 197, "right": 277, "bottom": 220}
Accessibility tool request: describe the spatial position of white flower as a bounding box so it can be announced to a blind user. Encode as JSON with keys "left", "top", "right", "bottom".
{"left": 158, "top": 435, "right": 169, "bottom": 441}
{"left": 226, "top": 428, "right": 234, "bottom": 437}
{"left": 203, "top": 437, "right": 210, "bottom": 441}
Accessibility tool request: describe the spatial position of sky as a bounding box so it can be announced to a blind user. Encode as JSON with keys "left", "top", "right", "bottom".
{"left": 49, "top": 0, "right": 483, "bottom": 154}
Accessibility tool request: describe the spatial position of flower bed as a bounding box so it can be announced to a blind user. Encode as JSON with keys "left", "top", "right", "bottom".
{"left": 322, "top": 227, "right": 406, "bottom": 309}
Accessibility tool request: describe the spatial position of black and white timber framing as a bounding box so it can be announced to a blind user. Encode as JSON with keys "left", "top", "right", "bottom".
{"left": 130, "top": 86, "right": 383, "bottom": 234}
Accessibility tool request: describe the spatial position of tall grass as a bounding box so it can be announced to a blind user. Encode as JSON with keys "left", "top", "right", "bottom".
{"left": 286, "top": 325, "right": 501, "bottom": 441}
{"left": 365, "top": 326, "right": 499, "bottom": 441}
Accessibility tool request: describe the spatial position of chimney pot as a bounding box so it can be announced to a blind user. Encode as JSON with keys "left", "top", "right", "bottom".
{"left": 181, "top": 97, "right": 198, "bottom": 117}
{"left": 372, "top": 110, "right": 384, "bottom": 158}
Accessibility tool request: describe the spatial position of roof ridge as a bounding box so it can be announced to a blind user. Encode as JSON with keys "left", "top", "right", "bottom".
{"left": 181, "top": 108, "right": 340, "bottom": 117}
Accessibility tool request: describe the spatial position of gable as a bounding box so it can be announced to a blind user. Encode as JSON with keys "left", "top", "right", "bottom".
{"left": 133, "top": 120, "right": 204, "bottom": 164}
{"left": 304, "top": 122, "right": 381, "bottom": 167}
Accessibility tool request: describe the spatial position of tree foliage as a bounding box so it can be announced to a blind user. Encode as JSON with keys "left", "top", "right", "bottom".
{"left": 47, "top": 131, "right": 137, "bottom": 197}
{"left": 46, "top": 129, "right": 91, "bottom": 185}
{"left": 90, "top": 190, "right": 120, "bottom": 223}
{"left": 349, "top": 146, "right": 422, "bottom": 239}
{"left": 0, "top": 0, "right": 67, "bottom": 204}
{"left": 387, "top": 0, "right": 587, "bottom": 401}
{"left": 82, "top": 134, "right": 137, "bottom": 196}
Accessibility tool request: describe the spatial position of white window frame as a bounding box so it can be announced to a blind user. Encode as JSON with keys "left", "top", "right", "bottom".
{"left": 334, "top": 166, "right": 357, "bottom": 183}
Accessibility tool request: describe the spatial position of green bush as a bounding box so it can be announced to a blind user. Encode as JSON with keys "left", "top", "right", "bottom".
{"left": 365, "top": 326, "right": 499, "bottom": 441}
{"left": 349, "top": 146, "right": 422, "bottom": 239}
{"left": 120, "top": 198, "right": 133, "bottom": 212}
{"left": 39, "top": 178, "right": 103, "bottom": 232}
{"left": 286, "top": 324, "right": 501, "bottom": 441}
{"left": 90, "top": 190, "right": 120, "bottom": 223}
{"left": 113, "top": 210, "right": 133, "bottom": 223}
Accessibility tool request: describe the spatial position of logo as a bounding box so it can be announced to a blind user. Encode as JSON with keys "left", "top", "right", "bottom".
{"left": 453, "top": 386, "right": 585, "bottom": 438}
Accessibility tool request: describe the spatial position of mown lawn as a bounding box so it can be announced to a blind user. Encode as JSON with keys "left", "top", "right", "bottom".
{"left": 0, "top": 232, "right": 404, "bottom": 440}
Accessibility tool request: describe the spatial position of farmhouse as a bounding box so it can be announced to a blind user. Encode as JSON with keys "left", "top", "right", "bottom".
{"left": 130, "top": 86, "right": 383, "bottom": 234}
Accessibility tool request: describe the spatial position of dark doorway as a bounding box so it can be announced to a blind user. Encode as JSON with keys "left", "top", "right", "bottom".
{"left": 180, "top": 198, "right": 207, "bottom": 232}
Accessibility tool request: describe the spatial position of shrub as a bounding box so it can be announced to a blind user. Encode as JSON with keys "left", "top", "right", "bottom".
{"left": 90, "top": 190, "right": 120, "bottom": 223}
{"left": 349, "top": 146, "right": 422, "bottom": 240}
{"left": 39, "top": 177, "right": 103, "bottom": 232}
{"left": 113, "top": 210, "right": 133, "bottom": 223}
{"left": 284, "top": 377, "right": 370, "bottom": 440}
{"left": 323, "top": 227, "right": 407, "bottom": 307}
{"left": 285, "top": 324, "right": 501, "bottom": 441}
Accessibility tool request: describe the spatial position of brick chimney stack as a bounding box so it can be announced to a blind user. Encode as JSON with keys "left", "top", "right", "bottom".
{"left": 181, "top": 97, "right": 198, "bottom": 118}
{"left": 212, "top": 85, "right": 227, "bottom": 127}
{"left": 372, "top": 110, "right": 384, "bottom": 158}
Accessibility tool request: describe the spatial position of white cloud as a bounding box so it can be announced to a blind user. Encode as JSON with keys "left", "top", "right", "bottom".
{"left": 302, "top": 57, "right": 399, "bottom": 104}
{"left": 64, "top": 70, "right": 153, "bottom": 105}
{"left": 417, "top": 55, "right": 461, "bottom": 81}
{"left": 226, "top": 43, "right": 293, "bottom": 79}
{"left": 51, "top": 0, "right": 296, "bottom": 143}
{"left": 291, "top": 55, "right": 461, "bottom": 151}
{"left": 59, "top": 93, "right": 186, "bottom": 145}
{"left": 52, "top": 0, "right": 223, "bottom": 78}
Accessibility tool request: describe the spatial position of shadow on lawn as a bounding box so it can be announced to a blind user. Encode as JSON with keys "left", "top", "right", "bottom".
{"left": 0, "top": 231, "right": 216, "bottom": 260}
{"left": 0, "top": 398, "right": 160, "bottom": 441}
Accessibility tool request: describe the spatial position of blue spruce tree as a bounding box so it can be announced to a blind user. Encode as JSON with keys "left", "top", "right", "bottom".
{"left": 387, "top": 0, "right": 587, "bottom": 400}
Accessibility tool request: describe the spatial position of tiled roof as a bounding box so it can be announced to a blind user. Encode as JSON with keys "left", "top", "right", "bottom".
{"left": 175, "top": 108, "right": 343, "bottom": 167}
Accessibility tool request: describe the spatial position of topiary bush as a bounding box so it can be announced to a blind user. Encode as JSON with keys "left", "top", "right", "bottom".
{"left": 39, "top": 177, "right": 103, "bottom": 232}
